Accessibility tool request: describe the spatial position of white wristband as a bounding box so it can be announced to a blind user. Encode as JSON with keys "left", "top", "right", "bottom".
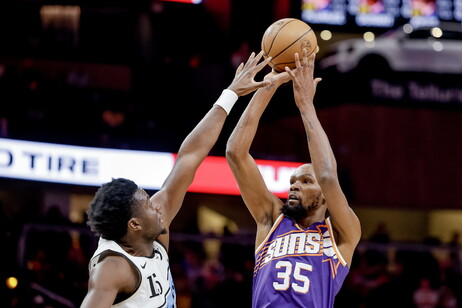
{"left": 213, "top": 89, "right": 238, "bottom": 115}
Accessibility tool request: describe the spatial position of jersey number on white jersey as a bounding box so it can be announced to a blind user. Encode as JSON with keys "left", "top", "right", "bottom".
{"left": 147, "top": 273, "right": 163, "bottom": 298}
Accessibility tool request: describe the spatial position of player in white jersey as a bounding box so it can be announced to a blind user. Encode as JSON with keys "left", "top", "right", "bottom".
{"left": 80, "top": 51, "right": 273, "bottom": 308}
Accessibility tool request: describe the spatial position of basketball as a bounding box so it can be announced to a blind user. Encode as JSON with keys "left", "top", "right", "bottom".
{"left": 261, "top": 18, "right": 318, "bottom": 72}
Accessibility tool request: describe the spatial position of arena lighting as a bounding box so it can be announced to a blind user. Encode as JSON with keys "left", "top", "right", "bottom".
{"left": 161, "top": 0, "right": 202, "bottom": 3}
{"left": 363, "top": 31, "right": 375, "bottom": 42}
{"left": 0, "top": 138, "right": 303, "bottom": 198}
{"left": 6, "top": 277, "right": 18, "bottom": 289}
{"left": 431, "top": 27, "right": 443, "bottom": 38}
{"left": 320, "top": 30, "right": 333, "bottom": 40}
{"left": 403, "top": 23, "right": 414, "bottom": 34}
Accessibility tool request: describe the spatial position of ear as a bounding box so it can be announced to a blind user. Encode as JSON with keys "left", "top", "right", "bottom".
{"left": 128, "top": 218, "right": 142, "bottom": 231}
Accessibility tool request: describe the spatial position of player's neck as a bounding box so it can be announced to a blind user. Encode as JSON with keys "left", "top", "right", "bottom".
{"left": 296, "top": 211, "right": 325, "bottom": 229}
{"left": 119, "top": 238, "right": 154, "bottom": 257}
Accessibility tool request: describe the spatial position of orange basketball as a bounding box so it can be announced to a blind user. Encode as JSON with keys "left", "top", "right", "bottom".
{"left": 261, "top": 18, "right": 317, "bottom": 72}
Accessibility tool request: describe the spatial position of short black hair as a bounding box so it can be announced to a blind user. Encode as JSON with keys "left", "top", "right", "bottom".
{"left": 86, "top": 178, "right": 138, "bottom": 242}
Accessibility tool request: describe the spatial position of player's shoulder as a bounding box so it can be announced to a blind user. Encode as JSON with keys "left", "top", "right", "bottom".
{"left": 95, "top": 252, "right": 133, "bottom": 275}
{"left": 91, "top": 253, "right": 139, "bottom": 291}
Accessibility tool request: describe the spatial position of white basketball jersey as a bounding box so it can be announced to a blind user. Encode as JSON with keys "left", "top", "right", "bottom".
{"left": 89, "top": 238, "right": 176, "bottom": 308}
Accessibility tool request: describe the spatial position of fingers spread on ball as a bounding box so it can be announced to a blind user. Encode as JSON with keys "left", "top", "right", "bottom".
{"left": 295, "top": 53, "right": 303, "bottom": 69}
{"left": 302, "top": 49, "right": 309, "bottom": 66}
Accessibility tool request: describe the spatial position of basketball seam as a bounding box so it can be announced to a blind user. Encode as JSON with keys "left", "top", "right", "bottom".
{"left": 271, "top": 28, "right": 313, "bottom": 62}
{"left": 266, "top": 19, "right": 298, "bottom": 56}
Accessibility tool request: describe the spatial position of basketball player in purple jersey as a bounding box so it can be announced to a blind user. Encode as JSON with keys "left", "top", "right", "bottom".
{"left": 226, "top": 49, "right": 361, "bottom": 307}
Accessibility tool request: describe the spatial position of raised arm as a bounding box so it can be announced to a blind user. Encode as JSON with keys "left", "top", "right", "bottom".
{"left": 286, "top": 50, "right": 361, "bottom": 265}
{"left": 152, "top": 51, "right": 271, "bottom": 249}
{"left": 226, "top": 70, "right": 291, "bottom": 247}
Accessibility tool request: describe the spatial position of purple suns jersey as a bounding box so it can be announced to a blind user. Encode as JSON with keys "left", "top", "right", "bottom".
{"left": 252, "top": 214, "right": 349, "bottom": 308}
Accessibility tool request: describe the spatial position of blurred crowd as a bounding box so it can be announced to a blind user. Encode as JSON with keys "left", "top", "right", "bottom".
{"left": 0, "top": 40, "right": 280, "bottom": 154}
{"left": 1, "top": 55, "right": 461, "bottom": 307}
{"left": 1, "top": 2, "right": 461, "bottom": 308}
{"left": 1, "top": 5, "right": 461, "bottom": 307}
{"left": 0, "top": 57, "right": 215, "bottom": 152}
{"left": 1, "top": 201, "right": 461, "bottom": 308}
{"left": 337, "top": 243, "right": 462, "bottom": 308}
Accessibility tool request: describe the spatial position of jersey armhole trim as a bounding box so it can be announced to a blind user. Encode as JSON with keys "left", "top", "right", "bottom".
{"left": 255, "top": 214, "right": 284, "bottom": 254}
{"left": 326, "top": 217, "right": 347, "bottom": 267}
{"left": 98, "top": 250, "right": 143, "bottom": 305}
{"left": 155, "top": 239, "right": 168, "bottom": 255}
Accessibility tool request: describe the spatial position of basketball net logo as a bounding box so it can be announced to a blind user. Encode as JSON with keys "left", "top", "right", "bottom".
{"left": 301, "top": 39, "right": 313, "bottom": 52}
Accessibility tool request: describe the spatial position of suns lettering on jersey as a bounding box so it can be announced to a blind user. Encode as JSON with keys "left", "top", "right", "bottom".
{"left": 261, "top": 229, "right": 336, "bottom": 265}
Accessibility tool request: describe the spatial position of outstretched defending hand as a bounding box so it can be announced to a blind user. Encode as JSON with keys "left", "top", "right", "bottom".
{"left": 264, "top": 69, "right": 291, "bottom": 89}
{"left": 285, "top": 49, "right": 322, "bottom": 108}
{"left": 227, "top": 51, "right": 272, "bottom": 96}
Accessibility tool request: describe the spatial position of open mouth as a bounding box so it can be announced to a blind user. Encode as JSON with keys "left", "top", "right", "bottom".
{"left": 288, "top": 194, "right": 300, "bottom": 205}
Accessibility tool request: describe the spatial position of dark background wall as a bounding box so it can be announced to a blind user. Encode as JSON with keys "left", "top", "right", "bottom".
{"left": 0, "top": 0, "right": 461, "bottom": 307}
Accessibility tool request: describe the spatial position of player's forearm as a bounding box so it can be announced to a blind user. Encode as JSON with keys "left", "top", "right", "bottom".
{"left": 227, "top": 87, "right": 275, "bottom": 158}
{"left": 178, "top": 106, "right": 227, "bottom": 160}
{"left": 300, "top": 103, "right": 338, "bottom": 181}
{"left": 158, "top": 107, "right": 227, "bottom": 226}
